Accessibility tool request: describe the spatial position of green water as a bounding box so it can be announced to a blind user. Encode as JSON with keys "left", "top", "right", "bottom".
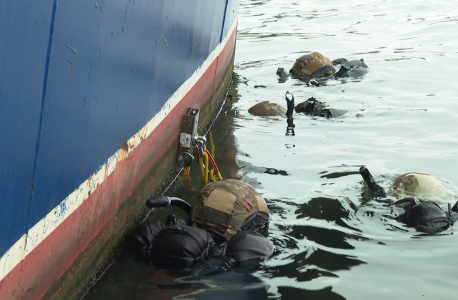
{"left": 85, "top": 0, "right": 458, "bottom": 299}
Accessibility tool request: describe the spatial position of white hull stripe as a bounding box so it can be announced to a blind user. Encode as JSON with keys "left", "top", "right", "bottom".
{"left": 0, "top": 20, "right": 237, "bottom": 282}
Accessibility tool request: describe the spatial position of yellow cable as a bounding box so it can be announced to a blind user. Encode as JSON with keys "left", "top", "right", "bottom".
{"left": 183, "top": 167, "right": 187, "bottom": 181}
{"left": 199, "top": 155, "right": 205, "bottom": 184}
{"left": 209, "top": 129, "right": 216, "bottom": 159}
{"left": 209, "top": 161, "right": 216, "bottom": 181}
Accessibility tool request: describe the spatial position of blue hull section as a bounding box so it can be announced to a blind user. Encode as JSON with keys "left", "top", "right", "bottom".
{"left": 0, "top": 0, "right": 236, "bottom": 258}
{"left": 1, "top": 0, "right": 238, "bottom": 298}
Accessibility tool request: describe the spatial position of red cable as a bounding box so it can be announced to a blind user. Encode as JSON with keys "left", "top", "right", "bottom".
{"left": 204, "top": 150, "right": 220, "bottom": 174}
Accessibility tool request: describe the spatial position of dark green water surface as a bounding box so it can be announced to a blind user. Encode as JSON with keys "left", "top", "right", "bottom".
{"left": 85, "top": 1, "right": 458, "bottom": 299}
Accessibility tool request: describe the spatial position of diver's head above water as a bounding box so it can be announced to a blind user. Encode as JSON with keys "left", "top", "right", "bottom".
{"left": 191, "top": 179, "right": 270, "bottom": 240}
{"left": 392, "top": 172, "right": 455, "bottom": 206}
{"left": 145, "top": 179, "right": 270, "bottom": 239}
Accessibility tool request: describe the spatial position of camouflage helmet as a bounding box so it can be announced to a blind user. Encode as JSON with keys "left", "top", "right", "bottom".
{"left": 248, "top": 101, "right": 287, "bottom": 116}
{"left": 289, "top": 52, "right": 335, "bottom": 78}
{"left": 191, "top": 179, "right": 269, "bottom": 240}
{"left": 392, "top": 172, "right": 455, "bottom": 206}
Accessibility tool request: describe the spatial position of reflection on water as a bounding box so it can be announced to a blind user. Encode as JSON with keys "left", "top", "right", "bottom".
{"left": 85, "top": 0, "right": 458, "bottom": 299}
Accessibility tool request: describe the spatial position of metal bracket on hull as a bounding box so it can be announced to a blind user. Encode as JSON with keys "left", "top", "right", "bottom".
{"left": 177, "top": 108, "right": 199, "bottom": 169}
{"left": 176, "top": 108, "right": 222, "bottom": 186}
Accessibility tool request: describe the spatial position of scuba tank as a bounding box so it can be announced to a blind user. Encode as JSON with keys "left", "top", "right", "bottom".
{"left": 394, "top": 198, "right": 456, "bottom": 233}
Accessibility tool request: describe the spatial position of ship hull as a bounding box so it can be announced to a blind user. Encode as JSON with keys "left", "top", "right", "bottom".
{"left": 0, "top": 0, "right": 238, "bottom": 299}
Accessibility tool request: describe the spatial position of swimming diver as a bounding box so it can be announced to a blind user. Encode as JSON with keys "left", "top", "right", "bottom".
{"left": 126, "top": 179, "right": 273, "bottom": 264}
{"left": 277, "top": 51, "right": 369, "bottom": 84}
{"left": 360, "top": 166, "right": 458, "bottom": 233}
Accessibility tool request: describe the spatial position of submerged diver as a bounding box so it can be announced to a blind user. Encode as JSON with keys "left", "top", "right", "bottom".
{"left": 360, "top": 166, "right": 458, "bottom": 233}
{"left": 127, "top": 179, "right": 273, "bottom": 264}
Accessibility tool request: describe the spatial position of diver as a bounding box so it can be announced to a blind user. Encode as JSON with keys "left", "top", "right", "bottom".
{"left": 126, "top": 179, "right": 273, "bottom": 264}
{"left": 360, "top": 166, "right": 458, "bottom": 233}
{"left": 247, "top": 91, "right": 344, "bottom": 121}
{"left": 277, "top": 51, "right": 368, "bottom": 84}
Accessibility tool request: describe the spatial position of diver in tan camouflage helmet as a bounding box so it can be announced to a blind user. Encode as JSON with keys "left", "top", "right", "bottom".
{"left": 360, "top": 166, "right": 458, "bottom": 233}
{"left": 126, "top": 179, "right": 273, "bottom": 264}
{"left": 276, "top": 51, "right": 368, "bottom": 82}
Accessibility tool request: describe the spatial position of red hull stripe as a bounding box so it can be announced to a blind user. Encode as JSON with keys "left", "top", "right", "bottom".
{"left": 0, "top": 22, "right": 237, "bottom": 300}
